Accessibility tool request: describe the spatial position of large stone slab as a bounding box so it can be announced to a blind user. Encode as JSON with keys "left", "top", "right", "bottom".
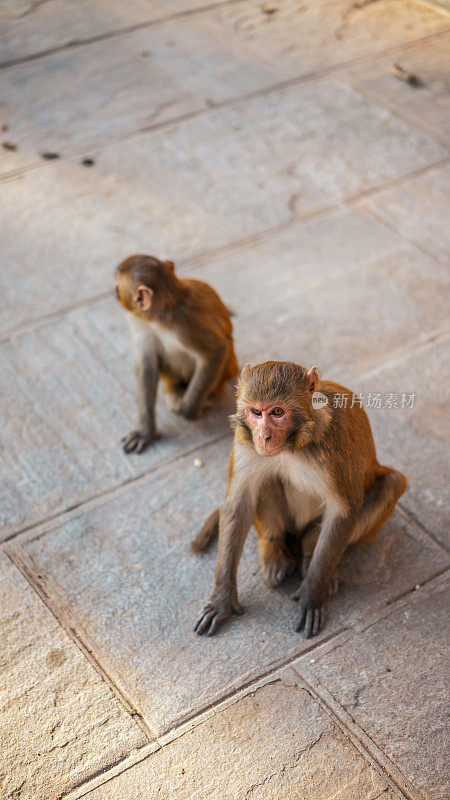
{"left": 359, "top": 162, "right": 450, "bottom": 265}
{"left": 2, "top": 209, "right": 449, "bottom": 536}
{"left": 1, "top": 154, "right": 446, "bottom": 340}
{"left": 192, "top": 209, "right": 450, "bottom": 375}
{"left": 0, "top": 158, "right": 234, "bottom": 336}
{"left": 101, "top": 80, "right": 445, "bottom": 235}
{"left": 0, "top": 14, "right": 280, "bottom": 175}
{"left": 292, "top": 575, "right": 450, "bottom": 800}
{"left": 356, "top": 338, "right": 450, "bottom": 547}
{"left": 0, "top": 550, "right": 147, "bottom": 800}
{"left": 0, "top": 300, "right": 234, "bottom": 536}
{"left": 215, "top": 0, "right": 449, "bottom": 80}
{"left": 0, "top": 0, "right": 225, "bottom": 63}
{"left": 14, "top": 438, "right": 448, "bottom": 735}
{"left": 341, "top": 32, "right": 450, "bottom": 147}
{"left": 75, "top": 668, "right": 400, "bottom": 800}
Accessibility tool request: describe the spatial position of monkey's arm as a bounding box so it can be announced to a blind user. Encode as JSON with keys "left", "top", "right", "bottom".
{"left": 292, "top": 511, "right": 354, "bottom": 637}
{"left": 176, "top": 345, "right": 227, "bottom": 419}
{"left": 195, "top": 495, "right": 253, "bottom": 636}
{"left": 122, "top": 349, "right": 159, "bottom": 454}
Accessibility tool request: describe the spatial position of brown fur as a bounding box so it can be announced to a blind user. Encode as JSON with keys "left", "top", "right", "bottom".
{"left": 116, "top": 255, "right": 238, "bottom": 453}
{"left": 194, "top": 361, "right": 407, "bottom": 637}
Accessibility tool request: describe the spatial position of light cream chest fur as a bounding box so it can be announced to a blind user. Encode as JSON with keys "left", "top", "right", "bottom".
{"left": 233, "top": 445, "right": 344, "bottom": 527}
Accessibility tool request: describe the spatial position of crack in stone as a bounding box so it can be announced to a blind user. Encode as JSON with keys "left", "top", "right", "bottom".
{"left": 2, "top": 0, "right": 52, "bottom": 20}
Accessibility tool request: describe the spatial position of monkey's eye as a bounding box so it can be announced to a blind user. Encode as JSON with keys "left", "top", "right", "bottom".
{"left": 250, "top": 408, "right": 262, "bottom": 416}
{"left": 114, "top": 285, "right": 120, "bottom": 301}
{"left": 271, "top": 407, "right": 285, "bottom": 417}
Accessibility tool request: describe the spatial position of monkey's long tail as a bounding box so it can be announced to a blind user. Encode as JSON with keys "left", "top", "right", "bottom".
{"left": 191, "top": 507, "right": 220, "bottom": 553}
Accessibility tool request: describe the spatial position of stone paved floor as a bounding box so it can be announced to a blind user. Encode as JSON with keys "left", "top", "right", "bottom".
{"left": 1, "top": 2, "right": 449, "bottom": 798}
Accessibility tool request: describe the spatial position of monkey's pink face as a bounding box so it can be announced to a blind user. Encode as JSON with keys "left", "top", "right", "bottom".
{"left": 246, "top": 403, "right": 293, "bottom": 456}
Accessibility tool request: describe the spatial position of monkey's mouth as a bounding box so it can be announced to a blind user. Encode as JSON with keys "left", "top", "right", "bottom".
{"left": 255, "top": 438, "right": 283, "bottom": 457}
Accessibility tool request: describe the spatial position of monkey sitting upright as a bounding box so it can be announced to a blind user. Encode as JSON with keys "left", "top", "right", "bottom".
{"left": 115, "top": 255, "right": 238, "bottom": 453}
{"left": 193, "top": 361, "right": 407, "bottom": 638}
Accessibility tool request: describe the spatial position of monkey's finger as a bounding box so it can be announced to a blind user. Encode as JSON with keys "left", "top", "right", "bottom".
{"left": 123, "top": 441, "right": 139, "bottom": 453}
{"left": 304, "top": 608, "right": 315, "bottom": 638}
{"left": 207, "top": 614, "right": 227, "bottom": 636}
{"left": 122, "top": 433, "right": 139, "bottom": 452}
{"left": 303, "top": 608, "right": 322, "bottom": 638}
{"left": 295, "top": 607, "right": 307, "bottom": 632}
{"left": 311, "top": 608, "right": 322, "bottom": 637}
{"left": 194, "top": 610, "right": 216, "bottom": 635}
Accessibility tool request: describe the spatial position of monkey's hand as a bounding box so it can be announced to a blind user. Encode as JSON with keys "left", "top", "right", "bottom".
{"left": 121, "top": 428, "right": 156, "bottom": 454}
{"left": 194, "top": 593, "right": 243, "bottom": 636}
{"left": 291, "top": 581, "right": 324, "bottom": 638}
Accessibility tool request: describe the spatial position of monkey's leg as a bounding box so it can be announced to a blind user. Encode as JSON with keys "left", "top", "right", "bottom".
{"left": 195, "top": 497, "right": 253, "bottom": 636}
{"left": 209, "top": 346, "right": 239, "bottom": 398}
{"left": 122, "top": 352, "right": 159, "bottom": 453}
{"left": 292, "top": 512, "right": 355, "bottom": 638}
{"left": 351, "top": 466, "right": 407, "bottom": 544}
{"left": 300, "top": 519, "right": 338, "bottom": 596}
{"left": 175, "top": 347, "right": 227, "bottom": 419}
{"left": 255, "top": 482, "right": 297, "bottom": 587}
{"left": 160, "top": 372, "right": 188, "bottom": 410}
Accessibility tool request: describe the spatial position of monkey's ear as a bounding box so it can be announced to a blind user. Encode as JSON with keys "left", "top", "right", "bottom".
{"left": 133, "top": 284, "right": 153, "bottom": 311}
{"left": 240, "top": 362, "right": 252, "bottom": 379}
{"left": 307, "top": 366, "right": 319, "bottom": 393}
{"left": 163, "top": 260, "right": 175, "bottom": 272}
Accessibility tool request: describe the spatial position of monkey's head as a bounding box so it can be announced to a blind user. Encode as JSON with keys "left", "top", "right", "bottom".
{"left": 232, "top": 361, "right": 324, "bottom": 456}
{"left": 115, "top": 255, "right": 176, "bottom": 317}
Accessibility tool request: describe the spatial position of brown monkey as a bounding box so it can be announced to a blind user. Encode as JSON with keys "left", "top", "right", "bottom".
{"left": 115, "top": 255, "right": 238, "bottom": 453}
{"left": 194, "top": 361, "right": 407, "bottom": 637}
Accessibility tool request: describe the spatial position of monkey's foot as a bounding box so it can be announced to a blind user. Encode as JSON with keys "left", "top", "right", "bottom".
{"left": 291, "top": 583, "right": 324, "bottom": 638}
{"left": 295, "top": 604, "right": 323, "bottom": 638}
{"left": 121, "top": 429, "right": 156, "bottom": 454}
{"left": 171, "top": 396, "right": 200, "bottom": 420}
{"left": 194, "top": 597, "right": 243, "bottom": 637}
{"left": 165, "top": 385, "right": 187, "bottom": 412}
{"left": 260, "top": 543, "right": 297, "bottom": 587}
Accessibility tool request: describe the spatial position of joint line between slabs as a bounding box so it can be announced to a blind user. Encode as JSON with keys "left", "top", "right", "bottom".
{"left": 296, "top": 673, "right": 425, "bottom": 800}
{"left": 397, "top": 501, "right": 450, "bottom": 553}
{"left": 0, "top": 151, "right": 448, "bottom": 344}
{"left": 3, "top": 544, "right": 159, "bottom": 743}
{"left": 355, "top": 198, "right": 450, "bottom": 268}
{"left": 0, "top": 26, "right": 448, "bottom": 182}
{"left": 62, "top": 567, "right": 448, "bottom": 800}
{"left": 0, "top": 0, "right": 244, "bottom": 70}
{"left": 1, "top": 318, "right": 448, "bottom": 546}
{"left": 2, "top": 319, "right": 449, "bottom": 545}
{"left": 1, "top": 4, "right": 448, "bottom": 72}
{"left": 0, "top": 431, "right": 233, "bottom": 545}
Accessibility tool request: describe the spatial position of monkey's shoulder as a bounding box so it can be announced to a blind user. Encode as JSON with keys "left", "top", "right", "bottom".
{"left": 320, "top": 379, "right": 354, "bottom": 400}
{"left": 183, "top": 279, "right": 232, "bottom": 321}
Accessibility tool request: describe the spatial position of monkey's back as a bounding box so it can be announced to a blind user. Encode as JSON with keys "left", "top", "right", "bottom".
{"left": 318, "top": 379, "right": 379, "bottom": 495}
{"left": 182, "top": 278, "right": 239, "bottom": 384}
